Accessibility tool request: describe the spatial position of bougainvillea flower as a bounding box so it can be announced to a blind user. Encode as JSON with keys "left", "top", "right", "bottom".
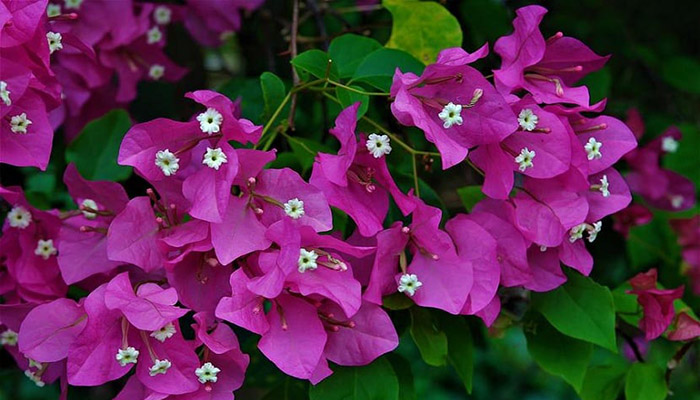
{"left": 0, "top": 186, "right": 67, "bottom": 301}
{"left": 626, "top": 168, "right": 696, "bottom": 211}
{"left": 311, "top": 103, "right": 415, "bottom": 236}
{"left": 18, "top": 298, "right": 86, "bottom": 362}
{"left": 470, "top": 96, "right": 571, "bottom": 199}
{"left": 391, "top": 47, "right": 517, "bottom": 168}
{"left": 182, "top": 0, "right": 264, "bottom": 47}
{"left": 0, "top": 0, "right": 47, "bottom": 48}
{"left": 667, "top": 312, "right": 700, "bottom": 341}
{"left": 0, "top": 90, "right": 54, "bottom": 169}
{"left": 628, "top": 269, "right": 684, "bottom": 340}
{"left": 215, "top": 268, "right": 270, "bottom": 335}
{"left": 612, "top": 204, "right": 653, "bottom": 237}
{"left": 494, "top": 5, "right": 609, "bottom": 106}
{"left": 58, "top": 164, "right": 129, "bottom": 284}
{"left": 165, "top": 252, "right": 233, "bottom": 314}
{"left": 586, "top": 167, "right": 632, "bottom": 222}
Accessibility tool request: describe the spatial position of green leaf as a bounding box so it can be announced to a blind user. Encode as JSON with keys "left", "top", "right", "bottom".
{"left": 286, "top": 135, "right": 333, "bottom": 174}
{"left": 335, "top": 85, "right": 369, "bottom": 118}
{"left": 456, "top": 186, "right": 485, "bottom": 212}
{"left": 531, "top": 272, "right": 617, "bottom": 352}
{"left": 382, "top": 292, "right": 414, "bottom": 310}
{"left": 409, "top": 308, "right": 448, "bottom": 367}
{"left": 260, "top": 72, "right": 287, "bottom": 121}
{"left": 218, "top": 77, "right": 264, "bottom": 124}
{"left": 524, "top": 312, "right": 593, "bottom": 392}
{"left": 624, "top": 363, "right": 668, "bottom": 400}
{"left": 386, "top": 353, "right": 416, "bottom": 400}
{"left": 384, "top": 0, "right": 463, "bottom": 64}
{"left": 612, "top": 283, "right": 641, "bottom": 327}
{"left": 437, "top": 313, "right": 474, "bottom": 393}
{"left": 626, "top": 215, "right": 681, "bottom": 269}
{"left": 661, "top": 56, "right": 700, "bottom": 94}
{"left": 663, "top": 123, "right": 700, "bottom": 188}
{"left": 579, "top": 357, "right": 629, "bottom": 400}
{"left": 262, "top": 377, "right": 308, "bottom": 400}
{"left": 309, "top": 357, "right": 399, "bottom": 400}
{"left": 291, "top": 50, "right": 339, "bottom": 81}
{"left": 328, "top": 34, "right": 383, "bottom": 78}
{"left": 65, "top": 109, "right": 132, "bottom": 181}
{"left": 352, "top": 48, "right": 424, "bottom": 92}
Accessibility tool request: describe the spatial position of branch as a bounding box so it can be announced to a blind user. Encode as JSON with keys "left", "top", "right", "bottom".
{"left": 287, "top": 0, "right": 300, "bottom": 131}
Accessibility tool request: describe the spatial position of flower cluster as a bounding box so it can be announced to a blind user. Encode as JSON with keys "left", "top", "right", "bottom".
{"left": 0, "top": 4, "right": 697, "bottom": 398}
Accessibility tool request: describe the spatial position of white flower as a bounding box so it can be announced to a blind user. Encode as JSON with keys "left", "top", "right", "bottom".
{"left": 587, "top": 221, "right": 602, "bottom": 242}
{"left": 298, "top": 248, "right": 319, "bottom": 273}
{"left": 0, "top": 80, "right": 11, "bottom": 106}
{"left": 46, "top": 4, "right": 61, "bottom": 18}
{"left": 24, "top": 370, "right": 44, "bottom": 387}
{"left": 670, "top": 195, "right": 684, "bottom": 209}
{"left": 438, "top": 102, "right": 463, "bottom": 129}
{"left": 1, "top": 329, "right": 18, "bottom": 346}
{"left": 150, "top": 323, "right": 176, "bottom": 342}
{"left": 64, "top": 0, "right": 83, "bottom": 10}
{"left": 147, "top": 26, "right": 163, "bottom": 44}
{"left": 115, "top": 347, "right": 140, "bottom": 366}
{"left": 7, "top": 206, "right": 32, "bottom": 229}
{"left": 149, "top": 359, "right": 172, "bottom": 376}
{"left": 154, "top": 5, "right": 172, "bottom": 25}
{"left": 599, "top": 175, "right": 610, "bottom": 197}
{"left": 540, "top": 245, "right": 548, "bottom": 252}
{"left": 155, "top": 149, "right": 180, "bottom": 176}
{"left": 569, "top": 224, "right": 586, "bottom": 243}
{"left": 81, "top": 199, "right": 98, "bottom": 219}
{"left": 518, "top": 108, "right": 539, "bottom": 131}
{"left": 284, "top": 198, "right": 305, "bottom": 219}
{"left": 34, "top": 239, "right": 57, "bottom": 260}
{"left": 661, "top": 136, "right": 679, "bottom": 153}
{"left": 195, "top": 362, "right": 221, "bottom": 384}
{"left": 202, "top": 147, "right": 228, "bottom": 170}
{"left": 149, "top": 64, "right": 165, "bottom": 80}
{"left": 397, "top": 273, "right": 422, "bottom": 297}
{"left": 10, "top": 113, "right": 32, "bottom": 134}
{"left": 584, "top": 137, "right": 603, "bottom": 160}
{"left": 365, "top": 133, "right": 392, "bottom": 158}
{"left": 197, "top": 108, "right": 223, "bottom": 134}
{"left": 515, "top": 147, "right": 536, "bottom": 172}
{"left": 28, "top": 358, "right": 41, "bottom": 369}
{"left": 46, "top": 32, "right": 63, "bottom": 54}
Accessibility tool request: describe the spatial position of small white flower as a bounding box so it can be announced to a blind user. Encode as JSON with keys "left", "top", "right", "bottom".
{"left": 34, "top": 239, "right": 57, "bottom": 260}
{"left": 149, "top": 359, "right": 172, "bottom": 376}
{"left": 298, "top": 248, "right": 319, "bottom": 273}
{"left": 24, "top": 370, "right": 44, "bottom": 387}
{"left": 46, "top": 32, "right": 63, "bottom": 54}
{"left": 515, "top": 147, "right": 536, "bottom": 172}
{"left": 1, "top": 329, "right": 18, "bottom": 346}
{"left": 46, "top": 4, "right": 61, "bottom": 18}
{"left": 202, "top": 147, "right": 228, "bottom": 170}
{"left": 584, "top": 137, "right": 603, "bottom": 160}
{"left": 670, "top": 195, "right": 684, "bottom": 209}
{"left": 284, "top": 198, "right": 305, "bottom": 219}
{"left": 365, "top": 133, "right": 392, "bottom": 158}
{"left": 115, "top": 347, "right": 140, "bottom": 366}
{"left": 539, "top": 245, "right": 548, "bottom": 252}
{"left": 147, "top": 26, "right": 163, "bottom": 44}
{"left": 518, "top": 108, "right": 539, "bottom": 131}
{"left": 155, "top": 149, "right": 180, "bottom": 176}
{"left": 569, "top": 224, "right": 586, "bottom": 243}
{"left": 28, "top": 358, "right": 42, "bottom": 369}
{"left": 10, "top": 113, "right": 32, "bottom": 134}
{"left": 7, "top": 206, "right": 32, "bottom": 229}
{"left": 154, "top": 5, "right": 172, "bottom": 25}
{"left": 661, "top": 136, "right": 679, "bottom": 153}
{"left": 149, "top": 64, "right": 165, "bottom": 80}
{"left": 64, "top": 0, "right": 83, "bottom": 10}
{"left": 397, "top": 273, "right": 422, "bottom": 297}
{"left": 195, "top": 362, "right": 221, "bottom": 384}
{"left": 197, "top": 108, "right": 223, "bottom": 134}
{"left": 150, "top": 323, "right": 176, "bottom": 342}
{"left": 438, "top": 102, "right": 463, "bottom": 129}
{"left": 81, "top": 199, "right": 98, "bottom": 219}
{"left": 0, "top": 80, "right": 11, "bottom": 106}
{"left": 586, "top": 221, "right": 602, "bottom": 242}
{"left": 599, "top": 175, "right": 610, "bottom": 197}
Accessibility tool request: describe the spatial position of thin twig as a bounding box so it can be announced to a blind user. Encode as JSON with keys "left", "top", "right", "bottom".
{"left": 287, "top": 0, "right": 300, "bottom": 131}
